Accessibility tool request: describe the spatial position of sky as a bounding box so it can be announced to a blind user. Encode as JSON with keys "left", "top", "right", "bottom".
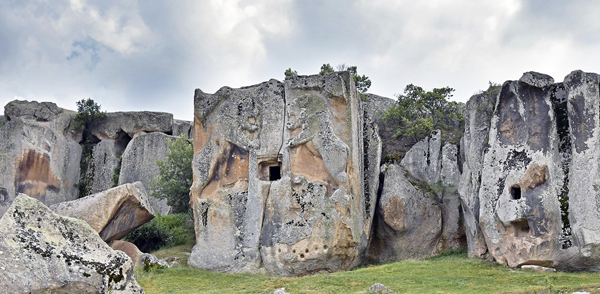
{"left": 1, "top": 0, "right": 600, "bottom": 121}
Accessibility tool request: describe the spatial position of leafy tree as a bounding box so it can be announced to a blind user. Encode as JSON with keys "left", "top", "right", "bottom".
{"left": 149, "top": 134, "right": 194, "bottom": 213}
{"left": 319, "top": 63, "right": 334, "bottom": 75}
{"left": 384, "top": 84, "right": 464, "bottom": 145}
{"left": 332, "top": 63, "right": 372, "bottom": 94}
{"left": 74, "top": 98, "right": 105, "bottom": 131}
{"left": 284, "top": 68, "right": 298, "bottom": 77}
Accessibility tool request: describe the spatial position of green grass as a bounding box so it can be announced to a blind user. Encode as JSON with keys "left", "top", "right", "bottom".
{"left": 136, "top": 249, "right": 600, "bottom": 294}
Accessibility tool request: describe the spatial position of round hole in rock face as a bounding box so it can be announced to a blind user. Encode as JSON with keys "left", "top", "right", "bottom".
{"left": 305, "top": 249, "right": 309, "bottom": 253}
{"left": 278, "top": 248, "right": 281, "bottom": 253}
{"left": 510, "top": 185, "right": 522, "bottom": 200}
{"left": 323, "top": 245, "right": 328, "bottom": 250}
{"left": 300, "top": 253, "right": 305, "bottom": 259}
{"left": 292, "top": 249, "right": 296, "bottom": 254}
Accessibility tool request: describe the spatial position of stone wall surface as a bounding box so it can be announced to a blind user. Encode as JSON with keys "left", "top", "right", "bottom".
{"left": 189, "top": 72, "right": 377, "bottom": 276}
{"left": 118, "top": 132, "right": 177, "bottom": 215}
{"left": 0, "top": 194, "right": 144, "bottom": 293}
{"left": 0, "top": 101, "right": 81, "bottom": 217}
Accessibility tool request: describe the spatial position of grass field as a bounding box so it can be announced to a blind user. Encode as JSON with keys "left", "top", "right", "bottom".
{"left": 136, "top": 246, "right": 600, "bottom": 294}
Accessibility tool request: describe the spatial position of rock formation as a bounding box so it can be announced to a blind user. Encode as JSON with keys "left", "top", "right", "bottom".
{"left": 368, "top": 131, "right": 464, "bottom": 263}
{"left": 118, "top": 132, "right": 179, "bottom": 215}
{"left": 189, "top": 72, "right": 380, "bottom": 276}
{"left": 0, "top": 101, "right": 81, "bottom": 217}
{"left": 0, "top": 194, "right": 144, "bottom": 293}
{"left": 1, "top": 99, "right": 193, "bottom": 216}
{"left": 50, "top": 182, "right": 154, "bottom": 242}
{"left": 460, "top": 70, "right": 600, "bottom": 271}
{"left": 367, "top": 163, "right": 442, "bottom": 262}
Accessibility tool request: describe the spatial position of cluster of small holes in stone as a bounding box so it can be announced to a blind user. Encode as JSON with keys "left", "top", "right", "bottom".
{"left": 279, "top": 245, "right": 329, "bottom": 259}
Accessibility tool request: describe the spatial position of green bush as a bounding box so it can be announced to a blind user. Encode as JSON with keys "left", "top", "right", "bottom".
{"left": 124, "top": 213, "right": 195, "bottom": 253}
{"left": 384, "top": 84, "right": 464, "bottom": 146}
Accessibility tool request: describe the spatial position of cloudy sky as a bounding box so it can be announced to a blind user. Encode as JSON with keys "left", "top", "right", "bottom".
{"left": 1, "top": 0, "right": 599, "bottom": 120}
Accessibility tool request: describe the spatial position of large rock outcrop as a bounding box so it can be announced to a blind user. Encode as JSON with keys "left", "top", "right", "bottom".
{"left": 478, "top": 72, "right": 564, "bottom": 268}
{"left": 118, "top": 132, "right": 178, "bottom": 215}
{"left": 461, "top": 70, "right": 600, "bottom": 271}
{"left": 189, "top": 72, "right": 378, "bottom": 276}
{"left": 0, "top": 101, "right": 81, "bottom": 217}
{"left": 0, "top": 194, "right": 144, "bottom": 293}
{"left": 50, "top": 182, "right": 154, "bottom": 241}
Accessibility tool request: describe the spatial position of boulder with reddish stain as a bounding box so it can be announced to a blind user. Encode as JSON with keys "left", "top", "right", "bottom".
{"left": 0, "top": 101, "right": 81, "bottom": 217}
{"left": 50, "top": 182, "right": 154, "bottom": 242}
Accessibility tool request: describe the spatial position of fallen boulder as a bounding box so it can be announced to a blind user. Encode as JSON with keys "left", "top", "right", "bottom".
{"left": 0, "top": 194, "right": 144, "bottom": 293}
{"left": 50, "top": 182, "right": 155, "bottom": 242}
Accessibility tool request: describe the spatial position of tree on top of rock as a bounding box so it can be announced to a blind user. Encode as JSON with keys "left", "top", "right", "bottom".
{"left": 74, "top": 98, "right": 106, "bottom": 132}
{"left": 384, "top": 84, "right": 464, "bottom": 146}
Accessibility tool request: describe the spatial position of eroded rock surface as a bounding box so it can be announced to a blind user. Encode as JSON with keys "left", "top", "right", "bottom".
{"left": 119, "top": 132, "right": 178, "bottom": 215}
{"left": 190, "top": 72, "right": 375, "bottom": 276}
{"left": 478, "top": 72, "right": 564, "bottom": 268}
{"left": 0, "top": 194, "right": 143, "bottom": 293}
{"left": 0, "top": 101, "right": 81, "bottom": 217}
{"left": 368, "top": 164, "right": 442, "bottom": 263}
{"left": 50, "top": 182, "right": 154, "bottom": 242}
{"left": 89, "top": 111, "right": 173, "bottom": 140}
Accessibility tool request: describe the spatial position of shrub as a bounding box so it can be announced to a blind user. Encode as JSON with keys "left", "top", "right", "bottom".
{"left": 124, "top": 213, "right": 194, "bottom": 253}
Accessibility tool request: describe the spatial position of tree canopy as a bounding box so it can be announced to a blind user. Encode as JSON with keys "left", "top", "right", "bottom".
{"left": 74, "top": 98, "right": 105, "bottom": 131}
{"left": 284, "top": 68, "right": 298, "bottom": 77}
{"left": 384, "top": 84, "right": 464, "bottom": 145}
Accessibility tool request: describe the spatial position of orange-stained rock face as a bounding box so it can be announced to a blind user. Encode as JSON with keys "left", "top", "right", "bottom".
{"left": 189, "top": 73, "right": 379, "bottom": 276}
{"left": 15, "top": 149, "right": 61, "bottom": 200}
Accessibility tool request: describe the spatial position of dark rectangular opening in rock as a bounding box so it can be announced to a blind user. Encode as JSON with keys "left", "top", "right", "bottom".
{"left": 513, "top": 219, "right": 530, "bottom": 237}
{"left": 269, "top": 165, "right": 281, "bottom": 181}
{"left": 511, "top": 185, "right": 521, "bottom": 200}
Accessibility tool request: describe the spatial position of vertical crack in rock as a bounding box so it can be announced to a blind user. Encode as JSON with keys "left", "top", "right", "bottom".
{"left": 551, "top": 83, "right": 572, "bottom": 248}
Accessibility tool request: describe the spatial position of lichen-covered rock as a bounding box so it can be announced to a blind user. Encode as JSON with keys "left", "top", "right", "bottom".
{"left": 0, "top": 194, "right": 144, "bottom": 293}
{"left": 190, "top": 72, "right": 373, "bottom": 276}
{"left": 401, "top": 131, "right": 442, "bottom": 184}
{"left": 173, "top": 119, "right": 193, "bottom": 139}
{"left": 478, "top": 72, "right": 564, "bottom": 268}
{"left": 367, "top": 164, "right": 442, "bottom": 263}
{"left": 0, "top": 113, "right": 81, "bottom": 217}
{"left": 50, "top": 182, "right": 154, "bottom": 242}
{"left": 89, "top": 111, "right": 173, "bottom": 140}
{"left": 118, "top": 132, "right": 177, "bottom": 215}
{"left": 559, "top": 70, "right": 600, "bottom": 271}
{"left": 458, "top": 90, "right": 495, "bottom": 258}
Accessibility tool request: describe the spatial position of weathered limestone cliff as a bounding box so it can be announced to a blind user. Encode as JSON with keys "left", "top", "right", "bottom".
{"left": 189, "top": 72, "right": 380, "bottom": 276}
